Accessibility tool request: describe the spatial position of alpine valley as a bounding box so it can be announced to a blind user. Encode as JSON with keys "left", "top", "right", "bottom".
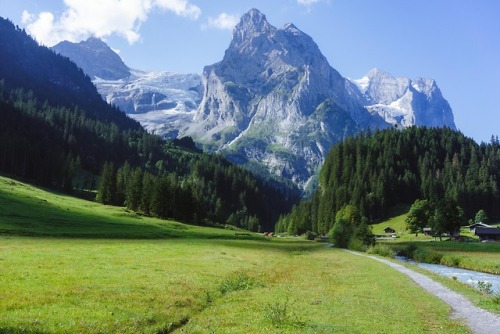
{"left": 52, "top": 9, "right": 455, "bottom": 190}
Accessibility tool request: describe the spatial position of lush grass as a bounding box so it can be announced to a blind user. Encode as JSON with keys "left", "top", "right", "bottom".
{"left": 0, "top": 237, "right": 471, "bottom": 333}
{"left": 0, "top": 175, "right": 260, "bottom": 240}
{"left": 371, "top": 205, "right": 435, "bottom": 242}
{"left": 0, "top": 176, "right": 473, "bottom": 333}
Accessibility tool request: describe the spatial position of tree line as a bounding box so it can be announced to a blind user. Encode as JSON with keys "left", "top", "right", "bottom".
{"left": 277, "top": 127, "right": 500, "bottom": 245}
{"left": 0, "top": 17, "right": 299, "bottom": 232}
{"left": 96, "top": 149, "right": 299, "bottom": 231}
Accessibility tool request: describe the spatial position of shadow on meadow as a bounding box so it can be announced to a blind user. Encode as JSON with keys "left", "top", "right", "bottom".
{"left": 0, "top": 179, "right": 263, "bottom": 241}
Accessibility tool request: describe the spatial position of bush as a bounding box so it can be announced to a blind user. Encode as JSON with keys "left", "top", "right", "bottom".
{"left": 476, "top": 281, "right": 494, "bottom": 295}
{"left": 305, "top": 230, "right": 318, "bottom": 240}
{"left": 440, "top": 255, "right": 461, "bottom": 267}
{"left": 263, "top": 297, "right": 306, "bottom": 329}
{"left": 366, "top": 243, "right": 395, "bottom": 258}
{"left": 330, "top": 218, "right": 352, "bottom": 248}
{"left": 348, "top": 238, "right": 368, "bottom": 252}
{"left": 413, "top": 248, "right": 443, "bottom": 264}
{"left": 492, "top": 292, "right": 500, "bottom": 304}
{"left": 219, "top": 271, "right": 262, "bottom": 295}
{"left": 403, "top": 243, "right": 418, "bottom": 258}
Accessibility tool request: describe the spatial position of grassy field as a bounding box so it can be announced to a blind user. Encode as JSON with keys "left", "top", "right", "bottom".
{"left": 0, "top": 238, "right": 471, "bottom": 333}
{"left": 0, "top": 176, "right": 256, "bottom": 240}
{"left": 0, "top": 176, "right": 472, "bottom": 333}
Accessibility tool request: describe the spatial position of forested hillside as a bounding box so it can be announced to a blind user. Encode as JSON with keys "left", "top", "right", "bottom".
{"left": 277, "top": 127, "right": 500, "bottom": 236}
{"left": 0, "top": 17, "right": 299, "bottom": 232}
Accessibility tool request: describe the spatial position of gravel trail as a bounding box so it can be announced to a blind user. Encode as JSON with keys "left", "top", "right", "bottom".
{"left": 345, "top": 250, "right": 500, "bottom": 334}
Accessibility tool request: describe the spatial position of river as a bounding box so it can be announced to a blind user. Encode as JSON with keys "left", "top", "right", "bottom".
{"left": 395, "top": 257, "right": 500, "bottom": 294}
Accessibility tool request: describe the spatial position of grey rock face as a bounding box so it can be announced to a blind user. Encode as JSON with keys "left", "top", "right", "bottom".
{"left": 351, "top": 68, "right": 455, "bottom": 129}
{"left": 52, "top": 37, "right": 130, "bottom": 80}
{"left": 186, "top": 9, "right": 386, "bottom": 188}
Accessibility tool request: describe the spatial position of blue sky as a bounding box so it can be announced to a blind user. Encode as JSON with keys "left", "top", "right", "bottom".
{"left": 2, "top": 0, "right": 499, "bottom": 143}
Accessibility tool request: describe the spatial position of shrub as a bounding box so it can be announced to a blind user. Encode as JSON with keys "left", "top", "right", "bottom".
{"left": 305, "top": 230, "right": 318, "bottom": 240}
{"left": 219, "top": 271, "right": 262, "bottom": 295}
{"left": 413, "top": 248, "right": 443, "bottom": 264}
{"left": 366, "top": 243, "right": 395, "bottom": 258}
{"left": 440, "top": 255, "right": 461, "bottom": 267}
{"left": 492, "top": 292, "right": 500, "bottom": 304}
{"left": 403, "top": 243, "right": 418, "bottom": 258}
{"left": 476, "top": 281, "right": 494, "bottom": 295}
{"left": 330, "top": 217, "right": 352, "bottom": 248}
{"left": 263, "top": 298, "right": 306, "bottom": 329}
{"left": 348, "top": 238, "right": 367, "bottom": 252}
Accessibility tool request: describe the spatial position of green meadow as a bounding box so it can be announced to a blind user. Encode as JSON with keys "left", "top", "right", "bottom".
{"left": 0, "top": 176, "right": 474, "bottom": 333}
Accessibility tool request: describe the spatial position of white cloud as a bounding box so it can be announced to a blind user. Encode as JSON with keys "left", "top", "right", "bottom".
{"left": 23, "top": 12, "right": 58, "bottom": 45}
{"left": 297, "top": 0, "right": 321, "bottom": 5}
{"left": 21, "top": 10, "right": 34, "bottom": 24}
{"left": 202, "top": 13, "right": 239, "bottom": 31}
{"left": 22, "top": 0, "right": 202, "bottom": 46}
{"left": 155, "top": 0, "right": 201, "bottom": 20}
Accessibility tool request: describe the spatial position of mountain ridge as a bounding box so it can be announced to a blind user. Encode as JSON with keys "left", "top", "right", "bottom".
{"left": 50, "top": 9, "right": 456, "bottom": 189}
{"left": 52, "top": 37, "right": 131, "bottom": 80}
{"left": 351, "top": 68, "right": 455, "bottom": 128}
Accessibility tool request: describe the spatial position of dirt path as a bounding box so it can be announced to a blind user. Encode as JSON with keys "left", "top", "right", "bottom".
{"left": 345, "top": 250, "right": 500, "bottom": 334}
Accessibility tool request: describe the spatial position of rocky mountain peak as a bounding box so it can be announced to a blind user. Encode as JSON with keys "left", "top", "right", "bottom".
{"left": 52, "top": 37, "right": 130, "bottom": 80}
{"left": 190, "top": 9, "right": 389, "bottom": 188}
{"left": 354, "top": 68, "right": 411, "bottom": 104}
{"left": 237, "top": 9, "right": 271, "bottom": 32}
{"left": 351, "top": 68, "right": 455, "bottom": 129}
{"left": 232, "top": 8, "right": 275, "bottom": 43}
{"left": 282, "top": 23, "right": 301, "bottom": 34}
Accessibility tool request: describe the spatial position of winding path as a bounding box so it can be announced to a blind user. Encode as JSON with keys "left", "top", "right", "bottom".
{"left": 345, "top": 250, "right": 500, "bottom": 334}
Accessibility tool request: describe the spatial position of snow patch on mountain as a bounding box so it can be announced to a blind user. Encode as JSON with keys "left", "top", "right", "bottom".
{"left": 94, "top": 70, "right": 201, "bottom": 136}
{"left": 351, "top": 68, "right": 455, "bottom": 129}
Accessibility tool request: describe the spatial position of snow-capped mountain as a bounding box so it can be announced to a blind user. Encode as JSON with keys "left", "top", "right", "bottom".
{"left": 52, "top": 9, "right": 456, "bottom": 190}
{"left": 351, "top": 68, "right": 455, "bottom": 128}
{"left": 52, "top": 37, "right": 130, "bottom": 80}
{"left": 52, "top": 38, "right": 202, "bottom": 137}
{"left": 94, "top": 70, "right": 201, "bottom": 137}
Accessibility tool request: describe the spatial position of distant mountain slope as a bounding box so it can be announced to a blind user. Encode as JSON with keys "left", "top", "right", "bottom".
{"left": 0, "top": 17, "right": 146, "bottom": 188}
{"left": 52, "top": 37, "right": 130, "bottom": 80}
{"left": 351, "top": 68, "right": 455, "bottom": 128}
{"left": 0, "top": 18, "right": 139, "bottom": 130}
{"left": 94, "top": 70, "right": 201, "bottom": 138}
{"left": 51, "top": 37, "right": 202, "bottom": 138}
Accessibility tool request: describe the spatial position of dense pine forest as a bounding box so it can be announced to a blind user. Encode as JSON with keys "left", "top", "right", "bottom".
{"left": 277, "top": 127, "right": 500, "bottom": 240}
{"left": 0, "top": 17, "right": 299, "bottom": 232}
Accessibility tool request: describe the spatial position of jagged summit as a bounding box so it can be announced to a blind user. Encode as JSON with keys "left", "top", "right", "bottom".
{"left": 52, "top": 37, "right": 130, "bottom": 80}
{"left": 237, "top": 9, "right": 271, "bottom": 31}
{"left": 355, "top": 68, "right": 411, "bottom": 103}
{"left": 190, "top": 9, "right": 387, "bottom": 188}
{"left": 352, "top": 68, "right": 455, "bottom": 128}
{"left": 282, "top": 23, "right": 302, "bottom": 34}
